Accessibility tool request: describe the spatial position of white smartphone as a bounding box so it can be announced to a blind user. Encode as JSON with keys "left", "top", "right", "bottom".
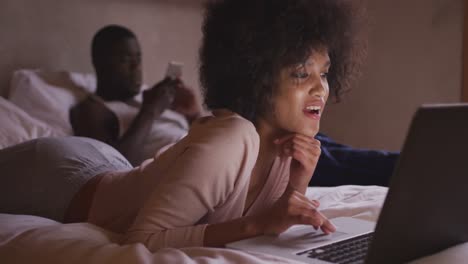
{"left": 166, "top": 61, "right": 184, "bottom": 80}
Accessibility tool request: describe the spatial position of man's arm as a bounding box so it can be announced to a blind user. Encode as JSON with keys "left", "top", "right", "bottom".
{"left": 69, "top": 97, "right": 119, "bottom": 145}
{"left": 70, "top": 79, "right": 177, "bottom": 165}
{"left": 116, "top": 104, "right": 165, "bottom": 165}
{"left": 171, "top": 81, "right": 202, "bottom": 124}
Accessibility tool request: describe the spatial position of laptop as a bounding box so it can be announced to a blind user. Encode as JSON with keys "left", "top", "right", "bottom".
{"left": 227, "top": 104, "right": 468, "bottom": 264}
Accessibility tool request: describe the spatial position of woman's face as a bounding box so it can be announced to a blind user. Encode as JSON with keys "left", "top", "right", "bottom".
{"left": 263, "top": 49, "right": 330, "bottom": 137}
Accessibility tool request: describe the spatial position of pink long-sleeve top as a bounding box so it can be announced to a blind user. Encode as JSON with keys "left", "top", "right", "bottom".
{"left": 87, "top": 110, "right": 290, "bottom": 252}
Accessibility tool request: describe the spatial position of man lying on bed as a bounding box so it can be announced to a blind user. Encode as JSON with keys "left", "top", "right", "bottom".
{"left": 70, "top": 25, "right": 201, "bottom": 166}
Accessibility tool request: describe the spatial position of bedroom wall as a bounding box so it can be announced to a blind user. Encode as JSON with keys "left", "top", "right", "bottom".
{"left": 0, "top": 0, "right": 205, "bottom": 102}
{"left": 0, "top": 0, "right": 464, "bottom": 151}
{"left": 320, "top": 0, "right": 464, "bottom": 151}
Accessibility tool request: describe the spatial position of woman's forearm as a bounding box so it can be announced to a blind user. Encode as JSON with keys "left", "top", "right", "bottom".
{"left": 295, "top": 183, "right": 309, "bottom": 195}
{"left": 203, "top": 215, "right": 264, "bottom": 247}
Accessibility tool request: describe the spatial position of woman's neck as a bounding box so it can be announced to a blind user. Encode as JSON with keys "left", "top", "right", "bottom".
{"left": 255, "top": 116, "right": 286, "bottom": 160}
{"left": 250, "top": 117, "right": 286, "bottom": 185}
{"left": 243, "top": 118, "right": 278, "bottom": 213}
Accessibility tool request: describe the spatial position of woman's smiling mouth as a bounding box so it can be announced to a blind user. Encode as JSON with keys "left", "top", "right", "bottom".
{"left": 303, "top": 105, "right": 322, "bottom": 120}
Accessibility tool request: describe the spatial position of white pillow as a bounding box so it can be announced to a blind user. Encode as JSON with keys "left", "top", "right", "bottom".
{"left": 8, "top": 69, "right": 96, "bottom": 136}
{"left": 0, "top": 97, "right": 60, "bottom": 149}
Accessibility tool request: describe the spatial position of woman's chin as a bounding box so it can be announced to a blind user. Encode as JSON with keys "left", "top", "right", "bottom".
{"left": 298, "top": 127, "right": 319, "bottom": 138}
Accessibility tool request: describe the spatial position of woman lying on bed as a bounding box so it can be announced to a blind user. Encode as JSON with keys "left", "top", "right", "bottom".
{"left": 0, "top": 0, "right": 366, "bottom": 252}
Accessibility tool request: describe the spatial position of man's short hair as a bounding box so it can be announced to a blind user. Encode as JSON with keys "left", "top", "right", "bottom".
{"left": 91, "top": 25, "right": 137, "bottom": 66}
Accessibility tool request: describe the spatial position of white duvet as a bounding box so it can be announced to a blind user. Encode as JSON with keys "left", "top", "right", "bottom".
{"left": 0, "top": 185, "right": 466, "bottom": 263}
{"left": 0, "top": 186, "right": 386, "bottom": 264}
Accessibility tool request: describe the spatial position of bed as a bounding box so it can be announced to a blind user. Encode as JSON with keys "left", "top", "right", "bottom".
{"left": 0, "top": 186, "right": 386, "bottom": 264}
{"left": 0, "top": 185, "right": 465, "bottom": 264}
{"left": 0, "top": 70, "right": 465, "bottom": 263}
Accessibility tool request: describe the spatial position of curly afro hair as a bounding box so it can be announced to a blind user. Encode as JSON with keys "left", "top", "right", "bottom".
{"left": 199, "top": 0, "right": 367, "bottom": 122}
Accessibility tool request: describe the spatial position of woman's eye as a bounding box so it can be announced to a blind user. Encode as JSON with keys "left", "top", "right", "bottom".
{"left": 291, "top": 72, "right": 309, "bottom": 79}
{"left": 321, "top": 72, "right": 329, "bottom": 79}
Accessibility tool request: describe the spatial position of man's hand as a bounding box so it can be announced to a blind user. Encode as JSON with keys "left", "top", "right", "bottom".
{"left": 142, "top": 78, "right": 177, "bottom": 114}
{"left": 171, "top": 81, "right": 201, "bottom": 122}
{"left": 274, "top": 134, "right": 321, "bottom": 193}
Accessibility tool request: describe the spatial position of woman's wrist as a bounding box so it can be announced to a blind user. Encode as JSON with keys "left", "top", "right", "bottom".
{"left": 204, "top": 215, "right": 266, "bottom": 247}
{"left": 246, "top": 215, "right": 266, "bottom": 236}
{"left": 287, "top": 181, "right": 308, "bottom": 194}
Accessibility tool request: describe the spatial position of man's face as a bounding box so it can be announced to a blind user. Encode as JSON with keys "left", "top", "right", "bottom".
{"left": 99, "top": 37, "right": 143, "bottom": 100}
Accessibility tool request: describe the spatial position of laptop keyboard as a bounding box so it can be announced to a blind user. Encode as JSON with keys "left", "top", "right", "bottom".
{"left": 296, "top": 232, "right": 373, "bottom": 264}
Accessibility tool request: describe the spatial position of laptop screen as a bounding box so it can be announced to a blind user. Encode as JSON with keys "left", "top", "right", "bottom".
{"left": 366, "top": 104, "right": 468, "bottom": 263}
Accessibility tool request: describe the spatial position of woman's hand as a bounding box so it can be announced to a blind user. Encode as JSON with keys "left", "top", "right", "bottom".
{"left": 274, "top": 134, "right": 321, "bottom": 193}
{"left": 255, "top": 186, "right": 336, "bottom": 235}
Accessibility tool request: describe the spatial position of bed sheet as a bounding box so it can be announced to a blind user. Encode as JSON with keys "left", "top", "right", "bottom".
{"left": 0, "top": 186, "right": 386, "bottom": 264}
{"left": 1, "top": 185, "right": 461, "bottom": 263}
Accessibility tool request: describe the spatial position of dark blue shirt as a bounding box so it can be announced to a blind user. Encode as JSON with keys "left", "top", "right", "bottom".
{"left": 309, "top": 133, "right": 399, "bottom": 187}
